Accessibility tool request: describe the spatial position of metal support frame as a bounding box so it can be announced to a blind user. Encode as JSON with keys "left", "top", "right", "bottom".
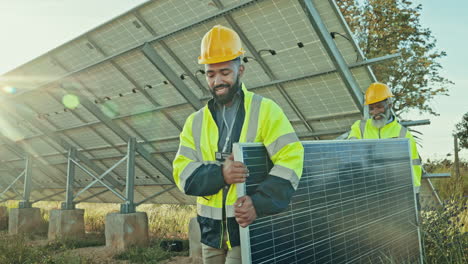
{"left": 0, "top": 103, "right": 124, "bottom": 192}
{"left": 402, "top": 119, "right": 431, "bottom": 127}
{"left": 19, "top": 155, "right": 33, "bottom": 208}
{"left": 0, "top": 53, "right": 398, "bottom": 155}
{"left": 454, "top": 136, "right": 461, "bottom": 178}
{"left": 71, "top": 152, "right": 128, "bottom": 202}
{"left": 62, "top": 148, "right": 77, "bottom": 210}
{"left": 301, "top": 0, "right": 364, "bottom": 112}
{"left": 61, "top": 84, "right": 174, "bottom": 184}
{"left": 76, "top": 189, "right": 110, "bottom": 204}
{"left": 0, "top": 134, "right": 63, "bottom": 188}
{"left": 0, "top": 169, "right": 25, "bottom": 201}
{"left": 1, "top": 118, "right": 432, "bottom": 167}
{"left": 32, "top": 190, "right": 66, "bottom": 204}
{"left": 141, "top": 43, "right": 204, "bottom": 110}
{"left": 0, "top": 155, "right": 34, "bottom": 208}
{"left": 0, "top": 0, "right": 405, "bottom": 207}
{"left": 83, "top": 37, "right": 183, "bottom": 131}
{"left": 328, "top": 0, "right": 377, "bottom": 82}
{"left": 48, "top": 56, "right": 151, "bottom": 202}
{"left": 212, "top": 0, "right": 316, "bottom": 134}
{"left": 423, "top": 173, "right": 451, "bottom": 178}
{"left": 426, "top": 179, "right": 443, "bottom": 206}
{"left": 63, "top": 137, "right": 142, "bottom": 213}
{"left": 133, "top": 10, "right": 210, "bottom": 97}
{"left": 3, "top": 0, "right": 260, "bottom": 102}
{"left": 135, "top": 186, "right": 176, "bottom": 206}
{"left": 121, "top": 137, "right": 136, "bottom": 213}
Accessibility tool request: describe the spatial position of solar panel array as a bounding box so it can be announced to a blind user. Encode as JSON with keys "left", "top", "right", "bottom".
{"left": 234, "top": 139, "right": 422, "bottom": 264}
{"left": 0, "top": 0, "right": 383, "bottom": 204}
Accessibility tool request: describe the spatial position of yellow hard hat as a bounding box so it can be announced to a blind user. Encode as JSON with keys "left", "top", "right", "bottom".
{"left": 364, "top": 82, "right": 394, "bottom": 105}
{"left": 198, "top": 25, "right": 245, "bottom": 64}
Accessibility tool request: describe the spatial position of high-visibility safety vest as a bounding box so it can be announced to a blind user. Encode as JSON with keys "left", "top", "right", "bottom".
{"left": 348, "top": 118, "right": 422, "bottom": 191}
{"left": 173, "top": 84, "right": 304, "bottom": 249}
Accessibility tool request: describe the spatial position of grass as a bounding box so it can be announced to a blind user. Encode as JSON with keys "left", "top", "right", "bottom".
{"left": 0, "top": 201, "right": 195, "bottom": 263}
{"left": 44, "top": 233, "right": 106, "bottom": 251}
{"left": 0, "top": 159, "right": 465, "bottom": 263}
{"left": 421, "top": 158, "right": 468, "bottom": 264}
{"left": 115, "top": 238, "right": 189, "bottom": 263}
{"left": 0, "top": 232, "right": 98, "bottom": 264}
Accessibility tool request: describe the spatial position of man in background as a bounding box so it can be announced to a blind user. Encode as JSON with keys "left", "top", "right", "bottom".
{"left": 348, "top": 82, "right": 422, "bottom": 207}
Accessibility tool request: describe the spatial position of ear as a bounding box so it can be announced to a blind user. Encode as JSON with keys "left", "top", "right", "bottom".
{"left": 238, "top": 64, "right": 245, "bottom": 78}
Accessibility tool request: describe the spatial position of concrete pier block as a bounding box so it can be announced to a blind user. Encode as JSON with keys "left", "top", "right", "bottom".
{"left": 0, "top": 206, "right": 7, "bottom": 230}
{"left": 105, "top": 212, "right": 149, "bottom": 251}
{"left": 189, "top": 217, "right": 202, "bottom": 264}
{"left": 48, "top": 209, "right": 85, "bottom": 240}
{"left": 9, "top": 207, "right": 44, "bottom": 235}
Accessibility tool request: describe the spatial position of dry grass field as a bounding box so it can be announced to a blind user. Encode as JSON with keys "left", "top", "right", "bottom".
{"left": 0, "top": 160, "right": 466, "bottom": 263}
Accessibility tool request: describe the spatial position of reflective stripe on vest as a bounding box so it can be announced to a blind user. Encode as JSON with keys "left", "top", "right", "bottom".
{"left": 179, "top": 162, "right": 203, "bottom": 191}
{"left": 266, "top": 132, "right": 299, "bottom": 158}
{"left": 197, "top": 204, "right": 237, "bottom": 220}
{"left": 176, "top": 145, "right": 198, "bottom": 161}
{"left": 246, "top": 94, "right": 263, "bottom": 142}
{"left": 270, "top": 164, "right": 300, "bottom": 189}
{"left": 412, "top": 159, "right": 422, "bottom": 165}
{"left": 198, "top": 203, "right": 222, "bottom": 220}
{"left": 360, "top": 120, "right": 366, "bottom": 138}
{"left": 399, "top": 126, "right": 407, "bottom": 138}
{"left": 192, "top": 109, "right": 204, "bottom": 160}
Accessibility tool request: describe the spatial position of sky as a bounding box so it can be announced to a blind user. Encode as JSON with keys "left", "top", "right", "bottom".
{"left": 406, "top": 0, "right": 468, "bottom": 160}
{"left": 0, "top": 0, "right": 466, "bottom": 160}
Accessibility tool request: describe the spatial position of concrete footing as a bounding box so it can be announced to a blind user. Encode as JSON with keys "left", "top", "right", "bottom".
{"left": 189, "top": 217, "right": 202, "bottom": 264}
{"left": 9, "top": 207, "right": 44, "bottom": 235}
{"left": 105, "top": 212, "right": 149, "bottom": 251}
{"left": 48, "top": 209, "right": 85, "bottom": 240}
{"left": 0, "top": 206, "right": 7, "bottom": 230}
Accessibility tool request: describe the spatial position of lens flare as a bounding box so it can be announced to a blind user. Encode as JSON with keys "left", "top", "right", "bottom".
{"left": 62, "top": 94, "right": 80, "bottom": 109}
{"left": 2, "top": 86, "right": 17, "bottom": 94}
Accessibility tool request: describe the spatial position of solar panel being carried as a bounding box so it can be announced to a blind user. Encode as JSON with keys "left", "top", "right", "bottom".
{"left": 234, "top": 139, "right": 422, "bottom": 264}
{"left": 0, "top": 0, "right": 398, "bottom": 205}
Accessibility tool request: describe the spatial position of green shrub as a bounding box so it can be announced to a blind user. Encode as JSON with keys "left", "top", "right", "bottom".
{"left": 421, "top": 197, "right": 468, "bottom": 264}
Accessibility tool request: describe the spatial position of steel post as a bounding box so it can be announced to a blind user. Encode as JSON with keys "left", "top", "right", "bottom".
{"left": 121, "top": 137, "right": 136, "bottom": 213}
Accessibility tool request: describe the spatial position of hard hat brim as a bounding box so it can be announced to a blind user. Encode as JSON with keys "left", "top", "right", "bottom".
{"left": 364, "top": 95, "right": 394, "bottom": 105}
{"left": 198, "top": 50, "right": 245, "bottom": 64}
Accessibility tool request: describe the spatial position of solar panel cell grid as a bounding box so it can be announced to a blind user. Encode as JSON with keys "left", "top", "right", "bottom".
{"left": 89, "top": 14, "right": 153, "bottom": 56}
{"left": 53, "top": 38, "right": 106, "bottom": 72}
{"left": 235, "top": 139, "right": 421, "bottom": 264}
{"left": 0, "top": 0, "right": 383, "bottom": 205}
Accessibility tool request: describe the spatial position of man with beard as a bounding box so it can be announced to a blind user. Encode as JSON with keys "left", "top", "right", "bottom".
{"left": 173, "top": 25, "right": 304, "bottom": 264}
{"left": 347, "top": 82, "right": 422, "bottom": 201}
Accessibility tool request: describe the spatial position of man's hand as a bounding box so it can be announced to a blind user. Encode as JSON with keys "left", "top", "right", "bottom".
{"left": 234, "top": 196, "right": 257, "bottom": 228}
{"left": 222, "top": 154, "right": 249, "bottom": 185}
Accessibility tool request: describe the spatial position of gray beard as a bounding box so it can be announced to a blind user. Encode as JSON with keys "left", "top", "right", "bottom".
{"left": 371, "top": 108, "right": 391, "bottom": 128}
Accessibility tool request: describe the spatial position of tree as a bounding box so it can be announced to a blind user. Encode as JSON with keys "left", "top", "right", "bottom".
{"left": 454, "top": 112, "right": 468, "bottom": 150}
{"left": 336, "top": 0, "right": 452, "bottom": 117}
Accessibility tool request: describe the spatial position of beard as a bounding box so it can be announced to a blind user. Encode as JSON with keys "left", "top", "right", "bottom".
{"left": 371, "top": 107, "right": 392, "bottom": 128}
{"left": 210, "top": 77, "right": 241, "bottom": 105}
